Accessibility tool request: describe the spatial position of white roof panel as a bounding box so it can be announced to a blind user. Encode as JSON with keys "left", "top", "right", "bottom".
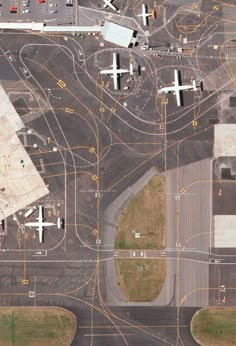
{"left": 214, "top": 215, "right": 236, "bottom": 247}
{"left": 101, "top": 22, "right": 134, "bottom": 48}
{"left": 214, "top": 124, "right": 236, "bottom": 157}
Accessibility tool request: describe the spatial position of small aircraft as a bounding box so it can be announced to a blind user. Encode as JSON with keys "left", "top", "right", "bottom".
{"left": 103, "top": 0, "right": 117, "bottom": 11}
{"left": 24, "top": 205, "right": 59, "bottom": 243}
{"left": 158, "top": 69, "right": 198, "bottom": 106}
{"left": 138, "top": 4, "right": 153, "bottom": 26}
{"left": 100, "top": 52, "right": 133, "bottom": 90}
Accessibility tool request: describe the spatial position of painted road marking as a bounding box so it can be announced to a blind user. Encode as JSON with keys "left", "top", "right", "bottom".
{"left": 65, "top": 107, "right": 74, "bottom": 113}
{"left": 57, "top": 79, "right": 66, "bottom": 88}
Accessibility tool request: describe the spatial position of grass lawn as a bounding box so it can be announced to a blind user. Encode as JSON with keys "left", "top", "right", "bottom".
{"left": 191, "top": 307, "right": 236, "bottom": 346}
{"left": 0, "top": 307, "right": 76, "bottom": 346}
{"left": 115, "top": 173, "right": 165, "bottom": 250}
{"left": 115, "top": 259, "right": 166, "bottom": 301}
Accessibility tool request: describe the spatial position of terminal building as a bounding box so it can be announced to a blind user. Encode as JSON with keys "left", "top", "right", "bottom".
{"left": 0, "top": 84, "right": 49, "bottom": 220}
{"left": 0, "top": 21, "right": 137, "bottom": 48}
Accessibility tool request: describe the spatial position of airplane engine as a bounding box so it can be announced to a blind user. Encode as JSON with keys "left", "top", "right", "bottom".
{"left": 151, "top": 9, "right": 156, "bottom": 19}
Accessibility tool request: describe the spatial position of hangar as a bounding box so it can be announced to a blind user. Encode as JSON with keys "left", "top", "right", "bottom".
{"left": 101, "top": 21, "right": 137, "bottom": 48}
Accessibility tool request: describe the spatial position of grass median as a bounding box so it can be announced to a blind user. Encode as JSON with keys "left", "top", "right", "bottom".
{"left": 191, "top": 307, "right": 236, "bottom": 346}
{"left": 115, "top": 173, "right": 165, "bottom": 250}
{"left": 0, "top": 307, "right": 76, "bottom": 346}
{"left": 114, "top": 173, "right": 166, "bottom": 301}
{"left": 115, "top": 258, "right": 166, "bottom": 301}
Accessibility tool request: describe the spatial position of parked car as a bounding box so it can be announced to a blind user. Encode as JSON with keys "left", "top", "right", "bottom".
{"left": 10, "top": 6, "right": 17, "bottom": 13}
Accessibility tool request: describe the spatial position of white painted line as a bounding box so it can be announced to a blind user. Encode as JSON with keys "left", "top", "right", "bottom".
{"left": 33, "top": 250, "right": 47, "bottom": 257}
{"left": 84, "top": 334, "right": 137, "bottom": 337}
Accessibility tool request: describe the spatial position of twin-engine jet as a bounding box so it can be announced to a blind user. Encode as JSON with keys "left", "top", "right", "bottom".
{"left": 100, "top": 52, "right": 134, "bottom": 90}
{"left": 158, "top": 69, "right": 198, "bottom": 106}
{"left": 24, "top": 205, "right": 59, "bottom": 243}
{"left": 103, "top": 0, "right": 117, "bottom": 11}
{"left": 138, "top": 4, "right": 153, "bottom": 26}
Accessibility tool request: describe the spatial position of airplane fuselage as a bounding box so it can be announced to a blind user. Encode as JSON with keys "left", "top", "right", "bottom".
{"left": 158, "top": 69, "right": 197, "bottom": 106}
{"left": 103, "top": 0, "right": 117, "bottom": 11}
{"left": 24, "top": 205, "right": 56, "bottom": 242}
{"left": 100, "top": 53, "right": 130, "bottom": 90}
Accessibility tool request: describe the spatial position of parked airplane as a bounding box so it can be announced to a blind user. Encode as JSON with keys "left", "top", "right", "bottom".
{"left": 138, "top": 4, "right": 153, "bottom": 26}
{"left": 157, "top": 69, "right": 198, "bottom": 106}
{"left": 100, "top": 53, "right": 133, "bottom": 90}
{"left": 103, "top": 0, "right": 117, "bottom": 11}
{"left": 24, "top": 205, "right": 56, "bottom": 243}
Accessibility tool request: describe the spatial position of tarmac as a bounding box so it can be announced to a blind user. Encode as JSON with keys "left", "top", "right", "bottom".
{"left": 0, "top": 0, "right": 234, "bottom": 344}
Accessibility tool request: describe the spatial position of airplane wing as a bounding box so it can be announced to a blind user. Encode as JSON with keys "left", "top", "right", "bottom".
{"left": 37, "top": 205, "right": 43, "bottom": 222}
{"left": 112, "top": 53, "right": 118, "bottom": 89}
{"left": 173, "top": 70, "right": 181, "bottom": 105}
{"left": 113, "top": 72, "right": 118, "bottom": 90}
{"left": 100, "top": 69, "right": 114, "bottom": 75}
{"left": 36, "top": 225, "right": 43, "bottom": 243}
{"left": 140, "top": 4, "right": 148, "bottom": 25}
{"left": 110, "top": 3, "right": 117, "bottom": 11}
{"left": 130, "top": 62, "right": 134, "bottom": 75}
{"left": 174, "top": 89, "right": 181, "bottom": 107}
{"left": 192, "top": 80, "right": 197, "bottom": 90}
{"left": 143, "top": 4, "right": 148, "bottom": 26}
{"left": 100, "top": 53, "right": 117, "bottom": 75}
{"left": 143, "top": 15, "right": 148, "bottom": 26}
{"left": 112, "top": 52, "right": 117, "bottom": 69}
{"left": 174, "top": 69, "right": 179, "bottom": 88}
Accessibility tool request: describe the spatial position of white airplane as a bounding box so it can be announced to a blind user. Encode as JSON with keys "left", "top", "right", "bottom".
{"left": 103, "top": 0, "right": 117, "bottom": 11}
{"left": 138, "top": 4, "right": 153, "bottom": 26}
{"left": 100, "top": 53, "right": 133, "bottom": 90}
{"left": 158, "top": 69, "right": 198, "bottom": 106}
{"left": 24, "top": 205, "right": 56, "bottom": 243}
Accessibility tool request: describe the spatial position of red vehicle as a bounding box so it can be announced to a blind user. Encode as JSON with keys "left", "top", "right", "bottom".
{"left": 10, "top": 5, "right": 17, "bottom": 12}
{"left": 38, "top": 0, "right": 44, "bottom": 3}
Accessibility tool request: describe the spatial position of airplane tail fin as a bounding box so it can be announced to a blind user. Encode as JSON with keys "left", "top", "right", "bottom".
{"left": 130, "top": 62, "right": 134, "bottom": 75}
{"left": 192, "top": 80, "right": 197, "bottom": 90}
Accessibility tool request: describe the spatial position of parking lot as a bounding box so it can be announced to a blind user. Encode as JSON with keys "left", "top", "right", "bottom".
{"left": 0, "top": 0, "right": 75, "bottom": 24}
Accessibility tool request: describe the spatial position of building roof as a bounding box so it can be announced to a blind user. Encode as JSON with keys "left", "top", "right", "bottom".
{"left": 44, "top": 26, "right": 102, "bottom": 32}
{"left": 214, "top": 215, "right": 236, "bottom": 247}
{"left": 0, "top": 23, "right": 102, "bottom": 33}
{"left": 214, "top": 124, "right": 236, "bottom": 157}
{"left": 0, "top": 84, "right": 49, "bottom": 220}
{"left": 0, "top": 22, "right": 44, "bottom": 31}
{"left": 101, "top": 22, "right": 134, "bottom": 48}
